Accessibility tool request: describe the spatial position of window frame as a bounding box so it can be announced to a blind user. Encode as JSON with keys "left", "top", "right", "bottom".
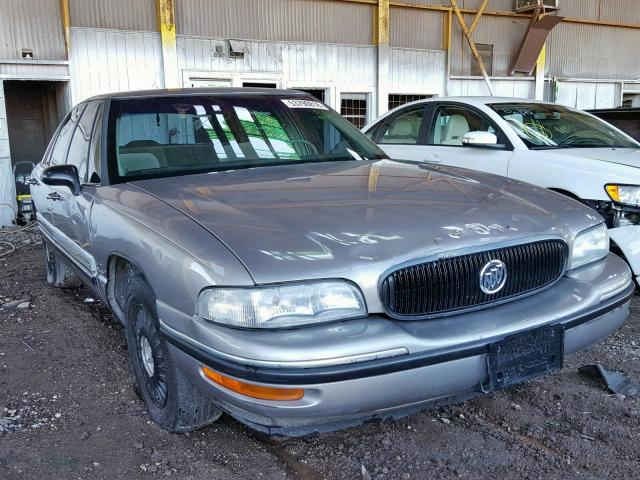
{"left": 46, "top": 105, "right": 86, "bottom": 166}
{"left": 65, "top": 101, "right": 101, "bottom": 182}
{"left": 84, "top": 103, "right": 105, "bottom": 185}
{"left": 340, "top": 93, "right": 369, "bottom": 129}
{"left": 425, "top": 101, "right": 514, "bottom": 150}
{"left": 387, "top": 94, "right": 432, "bottom": 111}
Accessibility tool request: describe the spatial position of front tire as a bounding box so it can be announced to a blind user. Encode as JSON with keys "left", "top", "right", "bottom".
{"left": 124, "top": 276, "right": 222, "bottom": 432}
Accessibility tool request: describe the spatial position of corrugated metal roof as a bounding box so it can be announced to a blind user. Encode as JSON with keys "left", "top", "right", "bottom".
{"left": 450, "top": 12, "right": 527, "bottom": 76}
{"left": 0, "top": 0, "right": 66, "bottom": 60}
{"left": 68, "top": 0, "right": 157, "bottom": 32}
{"left": 175, "top": 0, "right": 374, "bottom": 45}
{"left": 559, "top": 0, "right": 640, "bottom": 24}
{"left": 547, "top": 21, "right": 640, "bottom": 79}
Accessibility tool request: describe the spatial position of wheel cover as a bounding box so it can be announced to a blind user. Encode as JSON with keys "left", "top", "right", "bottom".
{"left": 139, "top": 335, "right": 155, "bottom": 377}
{"left": 46, "top": 245, "right": 56, "bottom": 279}
{"left": 134, "top": 305, "right": 168, "bottom": 407}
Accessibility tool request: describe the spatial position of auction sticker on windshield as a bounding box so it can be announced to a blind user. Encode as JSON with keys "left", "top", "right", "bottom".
{"left": 282, "top": 99, "right": 328, "bottom": 110}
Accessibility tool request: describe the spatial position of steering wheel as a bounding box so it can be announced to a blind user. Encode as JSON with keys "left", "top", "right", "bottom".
{"left": 290, "top": 139, "right": 319, "bottom": 155}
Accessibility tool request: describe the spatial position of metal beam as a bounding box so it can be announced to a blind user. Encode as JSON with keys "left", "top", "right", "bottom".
{"left": 468, "top": 0, "right": 488, "bottom": 35}
{"left": 59, "top": 0, "right": 70, "bottom": 57}
{"left": 333, "top": 0, "right": 640, "bottom": 31}
{"left": 156, "top": 0, "right": 179, "bottom": 88}
{"left": 449, "top": 0, "right": 494, "bottom": 96}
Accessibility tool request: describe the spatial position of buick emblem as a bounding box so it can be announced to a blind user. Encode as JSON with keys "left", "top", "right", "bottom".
{"left": 479, "top": 259, "right": 507, "bottom": 294}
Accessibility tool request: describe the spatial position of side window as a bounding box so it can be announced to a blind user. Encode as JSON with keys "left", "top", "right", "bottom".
{"left": 67, "top": 102, "right": 99, "bottom": 181}
{"left": 49, "top": 106, "right": 84, "bottom": 165}
{"left": 379, "top": 107, "right": 426, "bottom": 145}
{"left": 431, "top": 105, "right": 495, "bottom": 146}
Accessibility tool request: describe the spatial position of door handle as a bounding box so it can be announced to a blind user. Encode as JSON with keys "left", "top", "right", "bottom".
{"left": 423, "top": 154, "right": 441, "bottom": 164}
{"left": 47, "top": 192, "right": 62, "bottom": 201}
{"left": 27, "top": 177, "right": 39, "bottom": 186}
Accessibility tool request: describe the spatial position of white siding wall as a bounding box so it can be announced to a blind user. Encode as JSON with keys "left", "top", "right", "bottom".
{"left": 176, "top": 36, "right": 378, "bottom": 112}
{"left": 177, "top": 36, "right": 447, "bottom": 115}
{"left": 390, "top": 48, "right": 446, "bottom": 96}
{"left": 68, "top": 28, "right": 164, "bottom": 104}
{"left": 554, "top": 81, "right": 620, "bottom": 110}
{"left": 0, "top": 81, "right": 17, "bottom": 227}
{"left": 449, "top": 78, "right": 535, "bottom": 98}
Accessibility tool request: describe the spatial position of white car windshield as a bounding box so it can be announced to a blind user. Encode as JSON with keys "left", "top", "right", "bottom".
{"left": 490, "top": 103, "right": 640, "bottom": 150}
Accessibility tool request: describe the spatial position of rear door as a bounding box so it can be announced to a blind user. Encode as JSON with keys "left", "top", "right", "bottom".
{"left": 422, "top": 102, "right": 513, "bottom": 176}
{"left": 369, "top": 104, "right": 429, "bottom": 162}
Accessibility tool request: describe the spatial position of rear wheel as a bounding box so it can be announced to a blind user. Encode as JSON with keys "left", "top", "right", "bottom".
{"left": 124, "top": 275, "right": 222, "bottom": 432}
{"left": 42, "top": 240, "right": 81, "bottom": 288}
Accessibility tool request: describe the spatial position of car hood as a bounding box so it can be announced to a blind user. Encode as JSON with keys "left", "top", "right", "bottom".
{"left": 131, "top": 160, "right": 597, "bottom": 285}
{"left": 540, "top": 147, "right": 640, "bottom": 168}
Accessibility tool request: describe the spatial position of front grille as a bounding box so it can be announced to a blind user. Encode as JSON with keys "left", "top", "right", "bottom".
{"left": 381, "top": 239, "right": 568, "bottom": 318}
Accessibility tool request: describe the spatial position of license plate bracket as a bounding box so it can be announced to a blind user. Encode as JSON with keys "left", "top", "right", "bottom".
{"left": 488, "top": 325, "right": 563, "bottom": 390}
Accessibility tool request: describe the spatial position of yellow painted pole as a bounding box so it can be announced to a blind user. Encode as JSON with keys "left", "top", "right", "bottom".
{"left": 59, "top": 0, "right": 70, "bottom": 57}
{"left": 468, "top": 0, "right": 488, "bottom": 35}
{"left": 442, "top": 9, "right": 452, "bottom": 51}
{"left": 534, "top": 8, "right": 547, "bottom": 101}
{"left": 376, "top": 0, "right": 391, "bottom": 116}
{"left": 377, "top": 0, "right": 390, "bottom": 46}
{"left": 157, "top": 0, "right": 179, "bottom": 88}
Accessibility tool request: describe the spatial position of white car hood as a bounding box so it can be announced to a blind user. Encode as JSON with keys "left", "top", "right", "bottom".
{"left": 549, "top": 147, "right": 640, "bottom": 169}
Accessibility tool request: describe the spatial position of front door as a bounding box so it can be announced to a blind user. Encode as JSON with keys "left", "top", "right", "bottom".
{"left": 423, "top": 103, "right": 513, "bottom": 177}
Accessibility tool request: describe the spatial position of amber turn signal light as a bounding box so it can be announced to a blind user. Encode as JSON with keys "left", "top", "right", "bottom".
{"left": 201, "top": 367, "right": 304, "bottom": 401}
{"left": 606, "top": 184, "right": 620, "bottom": 202}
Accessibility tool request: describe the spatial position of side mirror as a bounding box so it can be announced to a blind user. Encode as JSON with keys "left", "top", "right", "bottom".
{"left": 41, "top": 164, "right": 82, "bottom": 196}
{"left": 462, "top": 131, "right": 499, "bottom": 147}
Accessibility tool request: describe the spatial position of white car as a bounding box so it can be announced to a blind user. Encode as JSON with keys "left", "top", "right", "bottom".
{"left": 364, "top": 97, "right": 640, "bottom": 284}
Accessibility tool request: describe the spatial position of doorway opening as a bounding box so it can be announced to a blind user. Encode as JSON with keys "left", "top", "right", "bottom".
{"left": 5, "top": 80, "right": 67, "bottom": 169}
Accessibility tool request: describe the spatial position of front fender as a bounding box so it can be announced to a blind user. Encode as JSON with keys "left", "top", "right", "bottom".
{"left": 90, "top": 184, "right": 254, "bottom": 320}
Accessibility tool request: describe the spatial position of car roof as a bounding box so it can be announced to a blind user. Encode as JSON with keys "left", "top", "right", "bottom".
{"left": 409, "top": 96, "right": 553, "bottom": 107}
{"left": 83, "top": 87, "right": 310, "bottom": 102}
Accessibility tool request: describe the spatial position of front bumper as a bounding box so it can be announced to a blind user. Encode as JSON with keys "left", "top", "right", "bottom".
{"left": 161, "top": 253, "right": 634, "bottom": 436}
{"left": 608, "top": 224, "right": 640, "bottom": 283}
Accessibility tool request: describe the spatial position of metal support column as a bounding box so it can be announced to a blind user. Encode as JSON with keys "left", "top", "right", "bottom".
{"left": 376, "top": 0, "right": 390, "bottom": 117}
{"left": 157, "top": 0, "right": 179, "bottom": 88}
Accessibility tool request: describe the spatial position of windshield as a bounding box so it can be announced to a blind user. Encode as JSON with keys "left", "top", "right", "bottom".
{"left": 108, "top": 95, "right": 387, "bottom": 182}
{"left": 490, "top": 103, "right": 640, "bottom": 150}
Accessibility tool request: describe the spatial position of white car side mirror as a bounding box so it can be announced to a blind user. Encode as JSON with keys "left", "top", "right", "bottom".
{"left": 462, "top": 131, "right": 498, "bottom": 146}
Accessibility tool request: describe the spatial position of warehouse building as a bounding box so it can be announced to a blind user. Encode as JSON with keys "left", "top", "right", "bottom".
{"left": 1, "top": 0, "right": 640, "bottom": 226}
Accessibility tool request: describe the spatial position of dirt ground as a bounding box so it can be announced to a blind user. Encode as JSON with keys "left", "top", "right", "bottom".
{"left": 1, "top": 235, "right": 639, "bottom": 480}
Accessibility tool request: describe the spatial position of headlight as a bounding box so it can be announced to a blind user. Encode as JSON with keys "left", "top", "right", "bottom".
{"left": 196, "top": 281, "right": 367, "bottom": 329}
{"left": 569, "top": 223, "right": 609, "bottom": 270}
{"left": 605, "top": 184, "right": 640, "bottom": 207}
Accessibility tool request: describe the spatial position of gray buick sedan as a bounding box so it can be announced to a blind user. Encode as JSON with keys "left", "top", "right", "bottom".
{"left": 30, "top": 89, "right": 633, "bottom": 436}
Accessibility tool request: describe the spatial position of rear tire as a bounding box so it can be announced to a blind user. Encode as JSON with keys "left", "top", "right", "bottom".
{"left": 43, "top": 240, "right": 82, "bottom": 288}
{"left": 124, "top": 275, "right": 222, "bottom": 432}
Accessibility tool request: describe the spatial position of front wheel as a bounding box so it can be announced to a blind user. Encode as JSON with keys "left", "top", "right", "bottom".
{"left": 124, "top": 276, "right": 222, "bottom": 432}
